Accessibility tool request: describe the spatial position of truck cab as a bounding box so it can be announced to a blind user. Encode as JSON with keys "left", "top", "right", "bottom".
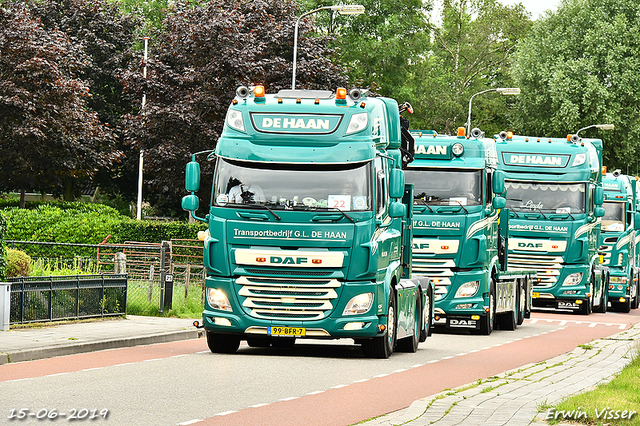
{"left": 495, "top": 132, "right": 607, "bottom": 314}
{"left": 183, "top": 86, "right": 433, "bottom": 358}
{"left": 600, "top": 170, "right": 640, "bottom": 312}
{"left": 403, "top": 127, "right": 533, "bottom": 334}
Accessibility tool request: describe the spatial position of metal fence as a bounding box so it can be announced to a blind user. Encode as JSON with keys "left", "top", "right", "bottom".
{"left": 8, "top": 274, "right": 127, "bottom": 324}
{"left": 7, "top": 239, "right": 205, "bottom": 316}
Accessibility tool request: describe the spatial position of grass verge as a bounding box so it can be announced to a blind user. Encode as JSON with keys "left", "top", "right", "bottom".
{"left": 545, "top": 342, "right": 640, "bottom": 426}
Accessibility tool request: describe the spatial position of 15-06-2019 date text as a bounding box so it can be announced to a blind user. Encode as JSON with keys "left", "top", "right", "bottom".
{"left": 8, "top": 408, "right": 109, "bottom": 421}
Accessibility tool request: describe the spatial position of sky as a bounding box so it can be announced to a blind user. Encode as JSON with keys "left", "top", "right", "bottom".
{"left": 501, "top": 0, "right": 561, "bottom": 19}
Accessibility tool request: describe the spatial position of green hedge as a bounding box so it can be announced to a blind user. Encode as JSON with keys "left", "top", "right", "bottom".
{"left": 0, "top": 213, "right": 6, "bottom": 280}
{"left": 2, "top": 201, "right": 206, "bottom": 258}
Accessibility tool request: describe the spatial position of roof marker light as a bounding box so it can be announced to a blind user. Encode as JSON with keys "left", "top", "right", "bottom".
{"left": 296, "top": 98, "right": 301, "bottom": 104}
{"left": 457, "top": 127, "right": 466, "bottom": 137}
{"left": 312, "top": 259, "right": 322, "bottom": 264}
{"left": 360, "top": 102, "right": 366, "bottom": 108}
{"left": 232, "top": 99, "right": 238, "bottom": 105}
{"left": 315, "top": 98, "right": 320, "bottom": 105}
{"left": 506, "top": 131, "right": 513, "bottom": 140}
{"left": 278, "top": 98, "right": 283, "bottom": 104}
{"left": 336, "top": 88, "right": 347, "bottom": 100}
{"left": 254, "top": 85, "right": 265, "bottom": 98}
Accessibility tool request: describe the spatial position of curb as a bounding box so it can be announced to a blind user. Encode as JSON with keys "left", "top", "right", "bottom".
{"left": 0, "top": 329, "right": 203, "bottom": 365}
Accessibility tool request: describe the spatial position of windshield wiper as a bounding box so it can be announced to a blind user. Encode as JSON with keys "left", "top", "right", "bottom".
{"left": 451, "top": 200, "right": 469, "bottom": 214}
{"left": 238, "top": 203, "right": 281, "bottom": 220}
{"left": 323, "top": 207, "right": 355, "bottom": 223}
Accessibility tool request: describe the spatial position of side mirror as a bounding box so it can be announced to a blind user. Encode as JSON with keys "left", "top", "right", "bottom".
{"left": 594, "top": 186, "right": 604, "bottom": 206}
{"left": 389, "top": 168, "right": 405, "bottom": 199}
{"left": 594, "top": 206, "right": 605, "bottom": 218}
{"left": 185, "top": 161, "right": 201, "bottom": 192}
{"left": 493, "top": 170, "right": 505, "bottom": 195}
{"left": 182, "top": 194, "right": 200, "bottom": 212}
{"left": 492, "top": 196, "right": 506, "bottom": 209}
{"left": 389, "top": 201, "right": 407, "bottom": 218}
{"left": 635, "top": 212, "right": 640, "bottom": 230}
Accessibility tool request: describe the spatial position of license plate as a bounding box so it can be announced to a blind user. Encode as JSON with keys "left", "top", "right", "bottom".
{"left": 558, "top": 301, "right": 579, "bottom": 309}
{"left": 532, "top": 292, "right": 540, "bottom": 298}
{"left": 268, "top": 326, "right": 306, "bottom": 336}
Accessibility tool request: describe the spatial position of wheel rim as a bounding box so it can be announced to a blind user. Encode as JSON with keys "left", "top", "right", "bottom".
{"left": 489, "top": 293, "right": 495, "bottom": 329}
{"left": 424, "top": 293, "right": 431, "bottom": 329}
{"left": 387, "top": 305, "right": 395, "bottom": 346}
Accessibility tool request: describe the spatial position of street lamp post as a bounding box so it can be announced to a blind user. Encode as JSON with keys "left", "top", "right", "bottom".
{"left": 292, "top": 4, "right": 365, "bottom": 90}
{"left": 136, "top": 36, "right": 150, "bottom": 221}
{"left": 466, "top": 87, "right": 520, "bottom": 135}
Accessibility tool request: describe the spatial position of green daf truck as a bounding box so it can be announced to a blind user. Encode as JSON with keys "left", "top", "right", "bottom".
{"left": 600, "top": 170, "right": 640, "bottom": 312}
{"left": 403, "top": 127, "right": 535, "bottom": 335}
{"left": 182, "top": 85, "right": 434, "bottom": 358}
{"left": 495, "top": 132, "right": 608, "bottom": 315}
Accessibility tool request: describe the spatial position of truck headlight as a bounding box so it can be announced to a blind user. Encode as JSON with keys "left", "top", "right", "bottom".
{"left": 454, "top": 281, "right": 479, "bottom": 298}
{"left": 572, "top": 153, "right": 586, "bottom": 166}
{"left": 226, "top": 109, "right": 245, "bottom": 132}
{"left": 343, "top": 292, "right": 374, "bottom": 315}
{"left": 562, "top": 273, "right": 583, "bottom": 286}
{"left": 207, "top": 288, "right": 232, "bottom": 311}
{"left": 346, "top": 112, "right": 368, "bottom": 135}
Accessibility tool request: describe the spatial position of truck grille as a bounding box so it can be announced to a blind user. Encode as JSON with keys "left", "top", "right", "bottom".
{"left": 411, "top": 257, "right": 455, "bottom": 300}
{"left": 508, "top": 254, "right": 563, "bottom": 288}
{"left": 237, "top": 276, "right": 340, "bottom": 321}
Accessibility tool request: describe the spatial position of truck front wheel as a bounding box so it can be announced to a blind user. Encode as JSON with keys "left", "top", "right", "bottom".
{"left": 479, "top": 280, "right": 496, "bottom": 335}
{"left": 362, "top": 290, "right": 397, "bottom": 359}
{"left": 206, "top": 331, "right": 240, "bottom": 354}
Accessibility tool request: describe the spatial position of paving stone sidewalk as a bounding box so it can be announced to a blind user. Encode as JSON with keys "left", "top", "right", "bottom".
{"left": 361, "top": 322, "right": 640, "bottom": 426}
{"left": 0, "top": 315, "right": 201, "bottom": 364}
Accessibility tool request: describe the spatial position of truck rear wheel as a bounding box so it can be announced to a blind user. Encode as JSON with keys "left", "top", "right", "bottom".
{"left": 517, "top": 278, "right": 526, "bottom": 325}
{"left": 419, "top": 287, "right": 433, "bottom": 342}
{"left": 499, "top": 279, "right": 518, "bottom": 331}
{"left": 397, "top": 292, "right": 420, "bottom": 352}
{"left": 206, "top": 331, "right": 240, "bottom": 354}
{"left": 362, "top": 290, "right": 397, "bottom": 359}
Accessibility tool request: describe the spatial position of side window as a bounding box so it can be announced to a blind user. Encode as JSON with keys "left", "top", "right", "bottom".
{"left": 375, "top": 157, "right": 387, "bottom": 218}
{"left": 486, "top": 171, "right": 492, "bottom": 204}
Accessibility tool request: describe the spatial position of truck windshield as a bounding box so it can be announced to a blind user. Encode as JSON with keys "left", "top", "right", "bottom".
{"left": 505, "top": 181, "right": 586, "bottom": 214}
{"left": 213, "top": 158, "right": 373, "bottom": 211}
{"left": 404, "top": 169, "right": 482, "bottom": 206}
{"left": 602, "top": 201, "right": 625, "bottom": 231}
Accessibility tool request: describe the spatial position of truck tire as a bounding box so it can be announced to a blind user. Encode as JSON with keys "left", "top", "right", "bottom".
{"left": 580, "top": 274, "right": 594, "bottom": 315}
{"left": 498, "top": 279, "right": 518, "bottom": 331}
{"left": 594, "top": 287, "right": 607, "bottom": 314}
{"left": 207, "top": 331, "right": 240, "bottom": 354}
{"left": 479, "top": 280, "right": 496, "bottom": 335}
{"left": 419, "top": 287, "right": 433, "bottom": 342}
{"left": 362, "top": 290, "right": 397, "bottom": 359}
{"left": 517, "top": 278, "right": 526, "bottom": 325}
{"left": 397, "top": 292, "right": 420, "bottom": 352}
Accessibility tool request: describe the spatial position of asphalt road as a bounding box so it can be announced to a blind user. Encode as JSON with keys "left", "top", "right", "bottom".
{"left": 1, "top": 309, "right": 638, "bottom": 426}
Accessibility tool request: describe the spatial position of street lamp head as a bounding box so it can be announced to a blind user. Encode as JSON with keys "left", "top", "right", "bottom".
{"left": 496, "top": 88, "right": 521, "bottom": 95}
{"left": 595, "top": 124, "right": 615, "bottom": 131}
{"left": 332, "top": 4, "right": 365, "bottom": 15}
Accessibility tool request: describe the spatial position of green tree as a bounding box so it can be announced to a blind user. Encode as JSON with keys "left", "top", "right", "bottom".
{"left": 511, "top": 0, "right": 640, "bottom": 169}
{"left": 304, "top": 0, "right": 431, "bottom": 96}
{"left": 409, "top": 0, "right": 531, "bottom": 135}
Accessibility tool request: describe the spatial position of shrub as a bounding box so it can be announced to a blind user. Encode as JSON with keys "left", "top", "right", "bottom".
{"left": 6, "top": 248, "right": 31, "bottom": 277}
{"left": 0, "top": 213, "right": 6, "bottom": 280}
